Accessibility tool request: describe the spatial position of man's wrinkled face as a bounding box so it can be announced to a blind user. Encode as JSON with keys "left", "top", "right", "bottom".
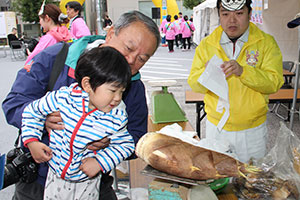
{"left": 103, "top": 22, "right": 157, "bottom": 75}
{"left": 219, "top": 5, "right": 251, "bottom": 39}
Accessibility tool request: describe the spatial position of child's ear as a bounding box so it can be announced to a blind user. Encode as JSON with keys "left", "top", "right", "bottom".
{"left": 81, "top": 77, "right": 92, "bottom": 93}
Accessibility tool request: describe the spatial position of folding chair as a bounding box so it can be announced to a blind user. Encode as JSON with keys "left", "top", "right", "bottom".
{"left": 9, "top": 40, "right": 26, "bottom": 61}
{"left": 282, "top": 61, "right": 295, "bottom": 88}
{"left": 270, "top": 61, "right": 295, "bottom": 120}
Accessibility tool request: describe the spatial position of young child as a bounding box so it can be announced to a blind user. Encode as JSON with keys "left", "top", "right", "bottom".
{"left": 21, "top": 46, "right": 134, "bottom": 199}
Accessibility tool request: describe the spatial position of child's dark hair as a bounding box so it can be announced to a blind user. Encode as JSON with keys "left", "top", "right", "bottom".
{"left": 75, "top": 47, "right": 131, "bottom": 91}
{"left": 166, "top": 15, "right": 171, "bottom": 22}
{"left": 184, "top": 15, "right": 189, "bottom": 21}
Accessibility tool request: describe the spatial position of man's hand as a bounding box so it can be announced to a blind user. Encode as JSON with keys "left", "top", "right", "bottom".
{"left": 45, "top": 111, "right": 64, "bottom": 133}
{"left": 27, "top": 141, "right": 52, "bottom": 163}
{"left": 87, "top": 137, "right": 111, "bottom": 151}
{"left": 79, "top": 157, "right": 101, "bottom": 178}
{"left": 220, "top": 60, "right": 243, "bottom": 77}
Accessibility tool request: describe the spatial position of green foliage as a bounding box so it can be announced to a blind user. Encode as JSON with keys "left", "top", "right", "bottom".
{"left": 10, "top": 0, "right": 59, "bottom": 23}
{"left": 183, "top": 0, "right": 206, "bottom": 10}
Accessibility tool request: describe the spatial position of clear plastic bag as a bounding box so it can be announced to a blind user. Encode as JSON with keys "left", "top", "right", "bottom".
{"left": 233, "top": 122, "right": 300, "bottom": 199}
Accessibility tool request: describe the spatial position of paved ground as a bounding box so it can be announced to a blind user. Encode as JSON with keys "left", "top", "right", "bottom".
{"left": 0, "top": 47, "right": 24, "bottom": 199}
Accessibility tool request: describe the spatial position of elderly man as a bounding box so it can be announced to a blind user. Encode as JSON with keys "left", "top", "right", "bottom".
{"left": 2, "top": 10, "right": 160, "bottom": 200}
{"left": 188, "top": 0, "right": 283, "bottom": 163}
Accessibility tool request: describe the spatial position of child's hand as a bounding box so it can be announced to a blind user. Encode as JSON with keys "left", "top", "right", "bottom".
{"left": 79, "top": 157, "right": 101, "bottom": 178}
{"left": 27, "top": 141, "right": 52, "bottom": 163}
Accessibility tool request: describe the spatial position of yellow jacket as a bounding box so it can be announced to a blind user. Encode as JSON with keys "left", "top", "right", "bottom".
{"left": 188, "top": 22, "right": 284, "bottom": 131}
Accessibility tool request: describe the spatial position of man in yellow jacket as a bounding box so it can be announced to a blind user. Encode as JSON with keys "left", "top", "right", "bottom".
{"left": 188, "top": 0, "right": 284, "bottom": 163}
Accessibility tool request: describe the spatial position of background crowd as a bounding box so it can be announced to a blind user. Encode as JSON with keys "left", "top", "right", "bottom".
{"left": 160, "top": 12, "right": 195, "bottom": 53}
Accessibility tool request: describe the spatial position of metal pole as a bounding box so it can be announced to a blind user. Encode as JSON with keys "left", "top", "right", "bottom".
{"left": 289, "top": 60, "right": 300, "bottom": 130}
{"left": 162, "top": 0, "right": 167, "bottom": 20}
{"left": 289, "top": 27, "right": 300, "bottom": 130}
{"left": 96, "top": 0, "right": 106, "bottom": 36}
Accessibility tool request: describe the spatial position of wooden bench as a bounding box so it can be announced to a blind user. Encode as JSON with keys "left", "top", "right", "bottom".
{"left": 185, "top": 89, "right": 300, "bottom": 137}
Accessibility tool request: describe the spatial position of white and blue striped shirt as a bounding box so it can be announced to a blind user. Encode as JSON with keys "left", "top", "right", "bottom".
{"left": 22, "top": 83, "right": 135, "bottom": 182}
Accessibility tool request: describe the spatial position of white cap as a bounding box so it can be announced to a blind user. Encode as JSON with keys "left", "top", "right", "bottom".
{"left": 221, "top": 0, "right": 246, "bottom": 11}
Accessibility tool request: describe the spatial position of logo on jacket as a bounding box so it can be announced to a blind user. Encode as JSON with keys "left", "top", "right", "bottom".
{"left": 246, "top": 50, "right": 259, "bottom": 67}
{"left": 24, "top": 60, "right": 33, "bottom": 72}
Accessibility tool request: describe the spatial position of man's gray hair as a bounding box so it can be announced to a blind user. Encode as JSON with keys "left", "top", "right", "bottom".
{"left": 113, "top": 10, "right": 161, "bottom": 50}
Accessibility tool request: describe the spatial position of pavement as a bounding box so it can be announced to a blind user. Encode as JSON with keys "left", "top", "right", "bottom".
{"left": 0, "top": 47, "right": 24, "bottom": 199}
{"left": 0, "top": 44, "right": 300, "bottom": 199}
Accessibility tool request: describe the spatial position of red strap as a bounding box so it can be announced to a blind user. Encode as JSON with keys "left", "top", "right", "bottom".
{"left": 68, "top": 67, "right": 75, "bottom": 79}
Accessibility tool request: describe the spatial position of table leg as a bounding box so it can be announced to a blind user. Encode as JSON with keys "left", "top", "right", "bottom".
{"left": 196, "top": 103, "right": 200, "bottom": 138}
{"left": 196, "top": 103, "right": 207, "bottom": 139}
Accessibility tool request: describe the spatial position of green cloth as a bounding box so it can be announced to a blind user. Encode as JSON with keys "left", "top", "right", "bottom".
{"left": 65, "top": 35, "right": 105, "bottom": 70}
{"left": 65, "top": 35, "right": 142, "bottom": 81}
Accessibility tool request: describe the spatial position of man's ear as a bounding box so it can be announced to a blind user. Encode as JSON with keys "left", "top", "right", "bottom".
{"left": 248, "top": 10, "right": 252, "bottom": 20}
{"left": 105, "top": 25, "right": 115, "bottom": 42}
{"left": 81, "top": 77, "right": 92, "bottom": 93}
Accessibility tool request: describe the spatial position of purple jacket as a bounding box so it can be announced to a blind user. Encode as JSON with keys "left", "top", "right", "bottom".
{"left": 181, "top": 20, "right": 195, "bottom": 38}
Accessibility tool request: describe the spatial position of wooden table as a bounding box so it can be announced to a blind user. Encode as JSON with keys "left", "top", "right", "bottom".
{"left": 269, "top": 89, "right": 300, "bottom": 103}
{"left": 283, "top": 69, "right": 295, "bottom": 76}
{"left": 185, "top": 91, "right": 206, "bottom": 138}
{"left": 185, "top": 89, "right": 300, "bottom": 136}
{"left": 129, "top": 116, "right": 238, "bottom": 199}
{"left": 283, "top": 69, "right": 296, "bottom": 87}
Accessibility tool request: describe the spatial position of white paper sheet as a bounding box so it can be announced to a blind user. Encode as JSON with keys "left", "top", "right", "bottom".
{"left": 197, "top": 55, "right": 230, "bottom": 131}
{"left": 158, "top": 123, "right": 238, "bottom": 160}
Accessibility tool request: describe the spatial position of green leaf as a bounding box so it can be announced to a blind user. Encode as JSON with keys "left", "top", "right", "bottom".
{"left": 10, "top": 0, "right": 59, "bottom": 23}
{"left": 183, "top": 0, "right": 206, "bottom": 10}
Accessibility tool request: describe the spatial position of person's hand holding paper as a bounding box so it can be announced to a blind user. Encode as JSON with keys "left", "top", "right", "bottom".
{"left": 221, "top": 60, "right": 243, "bottom": 78}
{"left": 198, "top": 55, "right": 230, "bottom": 131}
